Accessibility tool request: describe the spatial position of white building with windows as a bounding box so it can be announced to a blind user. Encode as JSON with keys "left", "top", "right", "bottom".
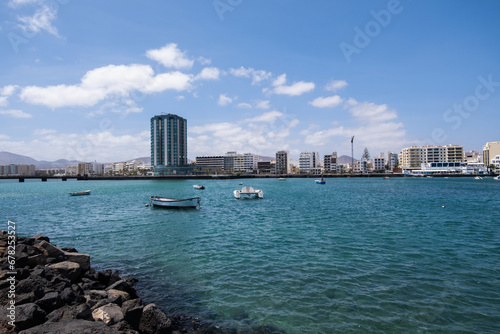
{"left": 299, "top": 152, "right": 320, "bottom": 173}
{"left": 373, "top": 155, "right": 385, "bottom": 171}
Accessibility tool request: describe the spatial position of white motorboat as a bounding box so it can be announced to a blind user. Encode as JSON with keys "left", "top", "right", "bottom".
{"left": 150, "top": 196, "right": 200, "bottom": 209}
{"left": 494, "top": 176, "right": 500, "bottom": 180}
{"left": 69, "top": 190, "right": 91, "bottom": 196}
{"left": 234, "top": 186, "right": 263, "bottom": 199}
{"left": 278, "top": 177, "right": 286, "bottom": 181}
{"left": 193, "top": 184, "right": 205, "bottom": 189}
{"left": 474, "top": 176, "right": 483, "bottom": 180}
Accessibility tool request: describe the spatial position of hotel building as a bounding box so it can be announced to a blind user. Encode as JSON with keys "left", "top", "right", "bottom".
{"left": 323, "top": 152, "right": 337, "bottom": 173}
{"left": 299, "top": 152, "right": 320, "bottom": 173}
{"left": 150, "top": 114, "right": 188, "bottom": 174}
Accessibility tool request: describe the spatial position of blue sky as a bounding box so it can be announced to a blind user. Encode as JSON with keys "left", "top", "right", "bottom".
{"left": 1, "top": 0, "right": 499, "bottom": 162}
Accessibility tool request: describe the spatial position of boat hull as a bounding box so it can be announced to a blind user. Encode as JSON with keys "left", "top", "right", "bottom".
{"left": 69, "top": 190, "right": 91, "bottom": 196}
{"left": 150, "top": 196, "right": 200, "bottom": 209}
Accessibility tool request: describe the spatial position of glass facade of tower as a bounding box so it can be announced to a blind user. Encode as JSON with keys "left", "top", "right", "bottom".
{"left": 150, "top": 114, "right": 188, "bottom": 168}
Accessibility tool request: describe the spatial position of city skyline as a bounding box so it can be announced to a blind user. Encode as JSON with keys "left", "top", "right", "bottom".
{"left": 1, "top": 1, "right": 499, "bottom": 162}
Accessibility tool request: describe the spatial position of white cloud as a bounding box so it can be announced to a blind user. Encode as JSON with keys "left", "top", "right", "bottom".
{"left": 272, "top": 74, "right": 287, "bottom": 87}
{"left": 229, "top": 66, "right": 272, "bottom": 85}
{"left": 0, "top": 109, "right": 32, "bottom": 118}
{"left": 176, "top": 95, "right": 185, "bottom": 101}
{"left": 142, "top": 71, "right": 193, "bottom": 93}
{"left": 270, "top": 73, "right": 315, "bottom": 96}
{"left": 218, "top": 94, "right": 233, "bottom": 106}
{"left": 18, "top": 5, "right": 60, "bottom": 37}
{"left": 20, "top": 64, "right": 193, "bottom": 109}
{"left": 146, "top": 43, "right": 194, "bottom": 69}
{"left": 189, "top": 111, "right": 300, "bottom": 157}
{"left": 0, "top": 97, "right": 8, "bottom": 107}
{"left": 255, "top": 100, "right": 270, "bottom": 109}
{"left": 195, "top": 67, "right": 220, "bottom": 81}
{"left": 237, "top": 102, "right": 252, "bottom": 109}
{"left": 346, "top": 98, "right": 397, "bottom": 123}
{"left": 325, "top": 80, "right": 348, "bottom": 92}
{"left": 274, "top": 81, "right": 315, "bottom": 96}
{"left": 1, "top": 85, "right": 18, "bottom": 96}
{"left": 302, "top": 98, "right": 411, "bottom": 155}
{"left": 309, "top": 95, "right": 343, "bottom": 108}
{"left": 0, "top": 134, "right": 10, "bottom": 140}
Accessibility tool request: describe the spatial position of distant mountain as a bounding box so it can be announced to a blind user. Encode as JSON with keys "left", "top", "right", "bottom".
{"left": 0, "top": 151, "right": 39, "bottom": 165}
{"left": 338, "top": 155, "right": 358, "bottom": 164}
{"left": 0, "top": 151, "right": 153, "bottom": 168}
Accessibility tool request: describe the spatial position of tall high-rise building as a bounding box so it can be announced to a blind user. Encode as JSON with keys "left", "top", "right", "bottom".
{"left": 483, "top": 141, "right": 500, "bottom": 167}
{"left": 150, "top": 114, "right": 188, "bottom": 168}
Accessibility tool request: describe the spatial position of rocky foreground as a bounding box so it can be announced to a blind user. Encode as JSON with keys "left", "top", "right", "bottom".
{"left": 0, "top": 231, "right": 285, "bottom": 334}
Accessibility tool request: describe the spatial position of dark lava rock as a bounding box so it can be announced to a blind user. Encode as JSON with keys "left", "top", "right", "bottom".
{"left": 18, "top": 319, "right": 129, "bottom": 334}
{"left": 139, "top": 303, "right": 172, "bottom": 334}
{"left": 15, "top": 303, "right": 46, "bottom": 331}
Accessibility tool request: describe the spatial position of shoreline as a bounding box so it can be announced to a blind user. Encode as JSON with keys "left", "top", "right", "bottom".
{"left": 1, "top": 173, "right": 496, "bottom": 182}
{"left": 0, "top": 231, "right": 284, "bottom": 333}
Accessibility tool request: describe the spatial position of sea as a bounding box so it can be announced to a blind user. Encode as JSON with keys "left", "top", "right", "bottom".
{"left": 1, "top": 177, "right": 499, "bottom": 333}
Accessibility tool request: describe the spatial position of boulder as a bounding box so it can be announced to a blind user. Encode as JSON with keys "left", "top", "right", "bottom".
{"left": 32, "top": 234, "right": 50, "bottom": 243}
{"left": 139, "top": 303, "right": 172, "bottom": 334}
{"left": 19, "top": 319, "right": 128, "bottom": 334}
{"left": 35, "top": 240, "right": 65, "bottom": 260}
{"left": 15, "top": 303, "right": 46, "bottom": 331}
{"left": 92, "top": 303, "right": 124, "bottom": 326}
{"left": 36, "top": 291, "right": 63, "bottom": 312}
{"left": 47, "top": 261, "right": 82, "bottom": 283}
{"left": 121, "top": 298, "right": 144, "bottom": 330}
{"left": 107, "top": 289, "right": 131, "bottom": 304}
{"left": 106, "top": 279, "right": 137, "bottom": 299}
{"left": 63, "top": 251, "right": 90, "bottom": 271}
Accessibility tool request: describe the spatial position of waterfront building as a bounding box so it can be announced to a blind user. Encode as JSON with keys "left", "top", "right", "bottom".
{"left": 77, "top": 162, "right": 92, "bottom": 176}
{"left": 323, "top": 152, "right": 337, "bottom": 173}
{"left": 65, "top": 166, "right": 77, "bottom": 176}
{"left": 243, "top": 153, "right": 259, "bottom": 172}
{"left": 483, "top": 141, "right": 500, "bottom": 166}
{"left": 195, "top": 155, "right": 224, "bottom": 173}
{"left": 410, "top": 162, "right": 487, "bottom": 175}
{"left": 275, "top": 150, "right": 290, "bottom": 174}
{"left": 373, "top": 155, "right": 385, "bottom": 172}
{"left": 299, "top": 152, "right": 320, "bottom": 173}
{"left": 91, "top": 162, "right": 104, "bottom": 175}
{"left": 0, "top": 164, "right": 36, "bottom": 176}
{"left": 151, "top": 114, "right": 188, "bottom": 175}
{"left": 257, "top": 161, "right": 271, "bottom": 174}
{"left": 399, "top": 145, "right": 464, "bottom": 168}
{"left": 387, "top": 152, "right": 398, "bottom": 170}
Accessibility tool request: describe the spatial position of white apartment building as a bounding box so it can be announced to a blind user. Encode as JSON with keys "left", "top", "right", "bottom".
{"left": 387, "top": 152, "right": 398, "bottom": 170}
{"left": 275, "top": 150, "right": 290, "bottom": 174}
{"left": 483, "top": 141, "right": 500, "bottom": 166}
{"left": 299, "top": 152, "right": 319, "bottom": 173}
{"left": 399, "top": 145, "right": 464, "bottom": 168}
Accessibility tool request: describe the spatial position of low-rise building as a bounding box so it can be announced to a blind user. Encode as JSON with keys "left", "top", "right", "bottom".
{"left": 0, "top": 164, "right": 36, "bottom": 176}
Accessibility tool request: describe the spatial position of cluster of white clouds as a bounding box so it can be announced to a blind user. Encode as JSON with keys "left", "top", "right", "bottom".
{"left": 9, "top": 0, "right": 62, "bottom": 38}
{"left": 0, "top": 33, "right": 411, "bottom": 160}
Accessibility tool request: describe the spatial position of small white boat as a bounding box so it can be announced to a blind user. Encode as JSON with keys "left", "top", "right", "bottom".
{"left": 150, "top": 196, "right": 200, "bottom": 209}
{"left": 494, "top": 176, "right": 500, "bottom": 181}
{"left": 278, "top": 177, "right": 286, "bottom": 181}
{"left": 474, "top": 176, "right": 483, "bottom": 180}
{"left": 69, "top": 190, "right": 91, "bottom": 196}
{"left": 193, "top": 185, "right": 205, "bottom": 189}
{"left": 234, "top": 186, "right": 263, "bottom": 199}
{"left": 383, "top": 176, "right": 390, "bottom": 180}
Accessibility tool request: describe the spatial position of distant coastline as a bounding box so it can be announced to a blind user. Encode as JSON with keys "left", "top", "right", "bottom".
{"left": 1, "top": 173, "right": 495, "bottom": 182}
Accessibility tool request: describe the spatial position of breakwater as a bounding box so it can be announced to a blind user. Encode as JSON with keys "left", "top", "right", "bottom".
{"left": 0, "top": 231, "right": 282, "bottom": 333}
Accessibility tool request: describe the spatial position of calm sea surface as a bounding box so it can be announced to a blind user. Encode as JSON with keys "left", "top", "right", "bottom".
{"left": 1, "top": 177, "right": 499, "bottom": 333}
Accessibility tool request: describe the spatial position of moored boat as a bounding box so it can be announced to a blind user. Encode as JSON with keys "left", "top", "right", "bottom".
{"left": 150, "top": 196, "right": 201, "bottom": 209}
{"left": 69, "top": 190, "right": 91, "bottom": 196}
{"left": 278, "top": 177, "right": 286, "bottom": 181}
{"left": 315, "top": 176, "right": 325, "bottom": 184}
{"left": 494, "top": 176, "right": 500, "bottom": 181}
{"left": 234, "top": 186, "right": 263, "bottom": 199}
{"left": 474, "top": 176, "right": 483, "bottom": 180}
{"left": 193, "top": 184, "right": 205, "bottom": 189}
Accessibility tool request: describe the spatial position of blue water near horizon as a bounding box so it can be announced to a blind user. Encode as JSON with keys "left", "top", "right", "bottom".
{"left": 1, "top": 177, "right": 500, "bottom": 333}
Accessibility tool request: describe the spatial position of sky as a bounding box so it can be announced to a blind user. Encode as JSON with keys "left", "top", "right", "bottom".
{"left": 1, "top": 0, "right": 499, "bottom": 163}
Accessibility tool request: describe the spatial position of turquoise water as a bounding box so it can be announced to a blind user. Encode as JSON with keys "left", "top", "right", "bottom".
{"left": 1, "top": 177, "right": 500, "bottom": 333}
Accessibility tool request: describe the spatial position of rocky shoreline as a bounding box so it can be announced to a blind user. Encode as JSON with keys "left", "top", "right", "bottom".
{"left": 0, "top": 231, "right": 284, "bottom": 333}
